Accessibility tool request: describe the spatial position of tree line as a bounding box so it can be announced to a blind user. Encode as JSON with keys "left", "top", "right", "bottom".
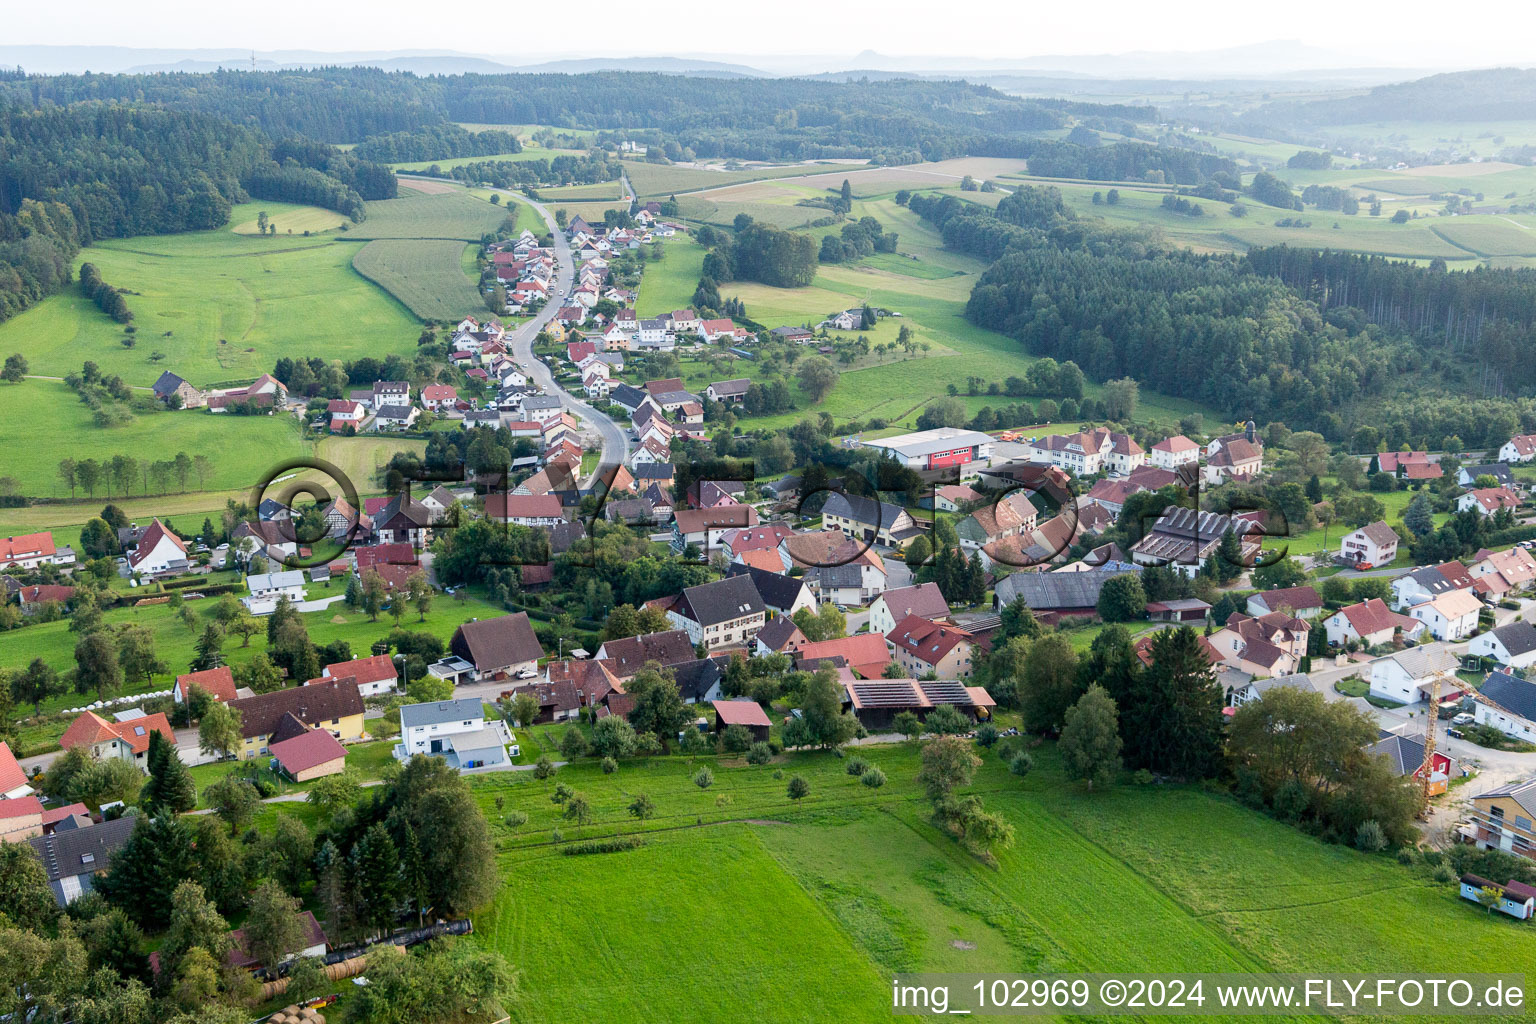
{"left": 78, "top": 261, "right": 132, "bottom": 323}
{"left": 58, "top": 450, "right": 214, "bottom": 499}
{"left": 408, "top": 153, "right": 623, "bottom": 190}
{"left": 352, "top": 123, "right": 522, "bottom": 163}
{"left": 695, "top": 219, "right": 817, "bottom": 289}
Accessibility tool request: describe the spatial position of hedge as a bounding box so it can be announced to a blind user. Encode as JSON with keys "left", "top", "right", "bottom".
{"left": 560, "top": 836, "right": 647, "bottom": 855}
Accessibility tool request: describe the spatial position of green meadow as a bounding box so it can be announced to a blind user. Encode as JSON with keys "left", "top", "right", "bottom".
{"left": 463, "top": 743, "right": 1533, "bottom": 1024}
{"left": 644, "top": 192, "right": 1223, "bottom": 433}
{"left": 353, "top": 239, "right": 486, "bottom": 320}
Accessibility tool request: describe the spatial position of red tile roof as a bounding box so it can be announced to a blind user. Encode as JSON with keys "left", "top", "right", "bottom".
{"left": 0, "top": 532, "right": 56, "bottom": 564}
{"left": 269, "top": 728, "right": 348, "bottom": 776}
{"left": 887, "top": 614, "right": 973, "bottom": 667}
{"left": 59, "top": 711, "right": 174, "bottom": 755}
{"left": 18, "top": 584, "right": 75, "bottom": 605}
{"left": 177, "top": 666, "right": 237, "bottom": 703}
{"left": 1339, "top": 598, "right": 1412, "bottom": 638}
{"left": 795, "top": 634, "right": 893, "bottom": 679}
{"left": 323, "top": 654, "right": 397, "bottom": 688}
{"left": 712, "top": 699, "right": 772, "bottom": 728}
{"left": 0, "top": 741, "right": 28, "bottom": 795}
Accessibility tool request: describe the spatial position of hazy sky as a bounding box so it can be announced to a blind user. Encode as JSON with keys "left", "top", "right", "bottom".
{"left": 9, "top": 0, "right": 1536, "bottom": 68}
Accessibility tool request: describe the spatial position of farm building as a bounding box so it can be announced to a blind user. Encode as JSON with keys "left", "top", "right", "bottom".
{"left": 712, "top": 699, "right": 772, "bottom": 742}
{"left": 840, "top": 679, "right": 995, "bottom": 731}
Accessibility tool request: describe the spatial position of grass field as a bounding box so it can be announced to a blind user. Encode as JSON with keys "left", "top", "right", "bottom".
{"left": 623, "top": 160, "right": 857, "bottom": 198}
{"left": 0, "top": 210, "right": 420, "bottom": 386}
{"left": 535, "top": 180, "right": 628, "bottom": 202}
{"left": 347, "top": 191, "right": 510, "bottom": 241}
{"left": 663, "top": 193, "right": 1223, "bottom": 433}
{"left": 229, "top": 202, "right": 348, "bottom": 235}
{"left": 353, "top": 239, "right": 486, "bottom": 320}
{"left": 0, "top": 380, "right": 310, "bottom": 499}
{"left": 635, "top": 235, "right": 709, "bottom": 317}
{"left": 463, "top": 743, "right": 1534, "bottom": 1023}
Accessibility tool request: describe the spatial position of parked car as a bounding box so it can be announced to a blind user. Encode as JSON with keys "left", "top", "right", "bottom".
{"left": 514, "top": 667, "right": 537, "bottom": 680}
{"left": 1453, "top": 712, "right": 1475, "bottom": 725}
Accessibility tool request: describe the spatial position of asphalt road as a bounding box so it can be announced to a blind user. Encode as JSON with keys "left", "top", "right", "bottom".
{"left": 399, "top": 176, "right": 631, "bottom": 486}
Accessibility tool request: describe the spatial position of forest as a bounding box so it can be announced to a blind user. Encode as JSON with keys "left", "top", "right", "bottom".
{"left": 0, "top": 67, "right": 1143, "bottom": 163}
{"left": 0, "top": 102, "right": 396, "bottom": 325}
{"left": 351, "top": 124, "right": 523, "bottom": 163}
{"left": 907, "top": 187, "right": 1536, "bottom": 447}
{"left": 411, "top": 154, "right": 623, "bottom": 190}
{"left": 1024, "top": 139, "right": 1237, "bottom": 185}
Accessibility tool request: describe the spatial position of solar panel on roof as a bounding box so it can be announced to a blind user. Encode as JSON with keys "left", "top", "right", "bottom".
{"left": 919, "top": 681, "right": 973, "bottom": 705}
{"left": 849, "top": 681, "right": 923, "bottom": 707}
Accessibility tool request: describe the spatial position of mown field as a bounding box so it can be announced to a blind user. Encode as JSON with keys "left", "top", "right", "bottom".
{"left": 347, "top": 190, "right": 510, "bottom": 241}
{"left": 623, "top": 160, "right": 858, "bottom": 198}
{"left": 353, "top": 239, "right": 486, "bottom": 320}
{"left": 465, "top": 743, "right": 1534, "bottom": 1024}
{"left": 229, "top": 201, "right": 349, "bottom": 235}
{"left": 0, "top": 224, "right": 418, "bottom": 386}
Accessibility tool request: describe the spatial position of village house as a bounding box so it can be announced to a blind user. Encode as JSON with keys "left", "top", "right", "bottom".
{"left": 1323, "top": 597, "right": 1425, "bottom": 647}
{"left": 27, "top": 815, "right": 137, "bottom": 905}
{"left": 373, "top": 494, "right": 432, "bottom": 548}
{"left": 1392, "top": 562, "right": 1473, "bottom": 610}
{"left": 821, "top": 492, "right": 924, "bottom": 549}
{"left": 1369, "top": 727, "right": 1453, "bottom": 796}
{"left": 1203, "top": 424, "right": 1264, "bottom": 484}
{"left": 1027, "top": 428, "right": 1144, "bottom": 476}
{"left": 1469, "top": 546, "right": 1536, "bottom": 598}
{"left": 59, "top": 711, "right": 175, "bottom": 771}
{"left": 887, "top": 615, "right": 977, "bottom": 679}
{"left": 0, "top": 531, "right": 74, "bottom": 571}
{"left": 662, "top": 574, "right": 767, "bottom": 650}
{"left": 956, "top": 491, "right": 1038, "bottom": 553}
{"left": 785, "top": 530, "right": 888, "bottom": 605}
{"left": 1339, "top": 521, "right": 1399, "bottom": 568}
{"left": 126, "top": 518, "right": 188, "bottom": 575}
{"left": 321, "top": 654, "right": 399, "bottom": 697}
{"left": 226, "top": 678, "right": 366, "bottom": 760}
{"left": 1457, "top": 463, "right": 1516, "bottom": 488}
{"left": 672, "top": 505, "right": 759, "bottom": 553}
{"left": 1499, "top": 434, "right": 1536, "bottom": 464}
{"left": 1458, "top": 486, "right": 1520, "bottom": 517}
{"left": 1130, "top": 506, "right": 1259, "bottom": 577}
{"left": 1149, "top": 434, "right": 1200, "bottom": 469}
{"left": 1367, "top": 646, "right": 1458, "bottom": 705}
{"left": 396, "top": 697, "right": 514, "bottom": 768}
{"left": 152, "top": 370, "right": 206, "bottom": 408}
{"left": 754, "top": 616, "right": 808, "bottom": 656}
{"left": 869, "top": 583, "right": 951, "bottom": 636}
{"left": 1474, "top": 671, "right": 1536, "bottom": 744}
{"left": 449, "top": 613, "right": 544, "bottom": 681}
{"left": 594, "top": 629, "right": 698, "bottom": 679}
{"left": 1207, "top": 611, "right": 1310, "bottom": 678}
{"left": 242, "top": 570, "right": 307, "bottom": 614}
{"left": 725, "top": 563, "right": 817, "bottom": 618}
{"left": 1468, "top": 620, "right": 1536, "bottom": 670}
{"left": 485, "top": 492, "right": 565, "bottom": 527}
{"left": 925, "top": 484, "right": 983, "bottom": 513}
{"left": 705, "top": 378, "right": 751, "bottom": 404}
{"left": 1245, "top": 585, "right": 1324, "bottom": 619}
{"left": 1407, "top": 588, "right": 1482, "bottom": 641}
{"left": 370, "top": 403, "right": 419, "bottom": 431}
{"left": 796, "top": 634, "right": 896, "bottom": 680}
{"left": 420, "top": 383, "right": 458, "bottom": 411}
{"left": 1467, "top": 780, "right": 1536, "bottom": 860}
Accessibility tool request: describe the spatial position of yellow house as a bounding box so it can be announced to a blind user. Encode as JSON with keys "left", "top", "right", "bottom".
{"left": 1468, "top": 780, "right": 1536, "bottom": 861}
{"left": 227, "top": 678, "right": 366, "bottom": 760}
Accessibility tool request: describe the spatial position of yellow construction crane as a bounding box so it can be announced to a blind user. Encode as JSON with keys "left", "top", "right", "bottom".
{"left": 1420, "top": 670, "right": 1455, "bottom": 802}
